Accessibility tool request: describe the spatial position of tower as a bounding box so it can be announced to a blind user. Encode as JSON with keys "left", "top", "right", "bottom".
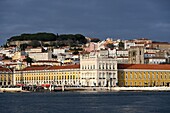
{"left": 128, "top": 46, "right": 144, "bottom": 64}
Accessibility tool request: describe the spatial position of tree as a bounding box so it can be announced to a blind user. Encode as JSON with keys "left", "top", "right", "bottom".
{"left": 91, "top": 38, "right": 100, "bottom": 42}
{"left": 25, "top": 56, "right": 33, "bottom": 66}
{"left": 20, "top": 43, "right": 29, "bottom": 51}
{"left": 119, "top": 41, "right": 124, "bottom": 49}
{"left": 73, "top": 50, "right": 79, "bottom": 55}
{"left": 106, "top": 43, "right": 115, "bottom": 49}
{"left": 28, "top": 40, "right": 41, "bottom": 48}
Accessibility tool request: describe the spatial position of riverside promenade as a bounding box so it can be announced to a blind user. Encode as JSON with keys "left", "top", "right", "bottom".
{"left": 54, "top": 86, "right": 170, "bottom": 92}
{"left": 0, "top": 87, "right": 22, "bottom": 92}
{"left": 1, "top": 86, "right": 170, "bottom": 93}
{"left": 111, "top": 86, "right": 170, "bottom": 91}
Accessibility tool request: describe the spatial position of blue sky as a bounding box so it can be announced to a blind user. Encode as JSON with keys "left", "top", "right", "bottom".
{"left": 1, "top": 0, "right": 170, "bottom": 45}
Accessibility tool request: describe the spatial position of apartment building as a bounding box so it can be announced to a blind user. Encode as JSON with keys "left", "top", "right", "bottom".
{"left": 29, "top": 51, "right": 52, "bottom": 61}
{"left": 145, "top": 57, "right": 166, "bottom": 64}
{"left": 25, "top": 47, "right": 42, "bottom": 53}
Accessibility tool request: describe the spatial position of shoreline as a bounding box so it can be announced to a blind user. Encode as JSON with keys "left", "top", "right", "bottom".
{"left": 1, "top": 86, "right": 170, "bottom": 93}
{"left": 52, "top": 86, "right": 170, "bottom": 92}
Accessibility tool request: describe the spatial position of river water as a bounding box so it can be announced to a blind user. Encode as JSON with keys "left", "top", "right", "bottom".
{"left": 0, "top": 91, "right": 170, "bottom": 113}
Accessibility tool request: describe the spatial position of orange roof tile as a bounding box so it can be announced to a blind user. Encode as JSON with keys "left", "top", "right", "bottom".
{"left": 118, "top": 64, "right": 170, "bottom": 70}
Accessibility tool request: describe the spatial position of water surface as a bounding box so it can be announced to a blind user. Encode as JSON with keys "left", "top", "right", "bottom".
{"left": 0, "top": 91, "right": 170, "bottom": 113}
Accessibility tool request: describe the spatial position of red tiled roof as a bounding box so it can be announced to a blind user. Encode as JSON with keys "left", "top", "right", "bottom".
{"left": 118, "top": 64, "right": 170, "bottom": 70}
{"left": 21, "top": 64, "right": 80, "bottom": 71}
{"left": 0, "top": 66, "right": 13, "bottom": 72}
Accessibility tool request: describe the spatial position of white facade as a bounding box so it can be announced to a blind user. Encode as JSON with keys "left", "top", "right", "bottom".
{"left": 0, "top": 48, "right": 15, "bottom": 58}
{"left": 108, "top": 48, "right": 116, "bottom": 57}
{"left": 80, "top": 51, "right": 117, "bottom": 87}
{"left": 116, "top": 50, "right": 128, "bottom": 57}
{"left": 144, "top": 48, "right": 160, "bottom": 53}
{"left": 144, "top": 53, "right": 156, "bottom": 58}
{"left": 25, "top": 48, "right": 42, "bottom": 53}
{"left": 124, "top": 42, "right": 135, "bottom": 49}
{"left": 29, "top": 52, "right": 52, "bottom": 61}
{"left": 53, "top": 48, "right": 66, "bottom": 55}
{"left": 117, "top": 57, "right": 129, "bottom": 64}
{"left": 145, "top": 57, "right": 166, "bottom": 64}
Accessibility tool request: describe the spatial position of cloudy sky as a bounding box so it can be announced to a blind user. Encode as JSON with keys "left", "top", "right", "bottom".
{"left": 1, "top": 0, "right": 170, "bottom": 45}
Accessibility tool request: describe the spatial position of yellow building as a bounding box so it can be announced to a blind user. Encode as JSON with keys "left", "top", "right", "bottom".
{"left": 0, "top": 66, "right": 13, "bottom": 86}
{"left": 118, "top": 64, "right": 170, "bottom": 87}
{"left": 14, "top": 65, "right": 80, "bottom": 86}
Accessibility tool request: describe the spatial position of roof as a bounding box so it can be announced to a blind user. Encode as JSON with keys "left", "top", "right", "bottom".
{"left": 145, "top": 57, "right": 166, "bottom": 59}
{"left": 117, "top": 56, "right": 129, "bottom": 58}
{"left": 0, "top": 66, "right": 13, "bottom": 72}
{"left": 152, "top": 41, "right": 170, "bottom": 45}
{"left": 130, "top": 46, "right": 144, "bottom": 48}
{"left": 20, "top": 64, "right": 80, "bottom": 71}
{"left": 35, "top": 60, "right": 60, "bottom": 63}
{"left": 118, "top": 64, "right": 170, "bottom": 70}
{"left": 144, "top": 52, "right": 155, "bottom": 54}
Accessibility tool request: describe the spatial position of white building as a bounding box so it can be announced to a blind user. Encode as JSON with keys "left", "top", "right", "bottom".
{"left": 145, "top": 57, "right": 166, "bottom": 64}
{"left": 108, "top": 48, "right": 116, "bottom": 57}
{"left": 117, "top": 56, "right": 129, "bottom": 64}
{"left": 53, "top": 48, "right": 66, "bottom": 55}
{"left": 25, "top": 47, "right": 42, "bottom": 53}
{"left": 144, "top": 53, "right": 156, "bottom": 58}
{"left": 116, "top": 50, "right": 128, "bottom": 57}
{"left": 29, "top": 52, "right": 52, "bottom": 61}
{"left": 80, "top": 50, "right": 117, "bottom": 87}
{"left": 124, "top": 41, "right": 135, "bottom": 49}
{"left": 0, "top": 48, "right": 15, "bottom": 58}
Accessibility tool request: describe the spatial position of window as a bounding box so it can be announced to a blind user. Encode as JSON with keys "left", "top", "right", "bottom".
{"left": 106, "top": 63, "right": 108, "bottom": 69}
{"left": 126, "top": 75, "right": 128, "bottom": 79}
{"left": 130, "top": 75, "right": 132, "bottom": 79}
{"left": 109, "top": 63, "right": 112, "bottom": 69}
{"left": 144, "top": 75, "right": 146, "bottom": 79}
{"left": 99, "top": 63, "right": 101, "bottom": 69}
{"left": 148, "top": 75, "right": 150, "bottom": 79}
{"left": 130, "top": 82, "right": 132, "bottom": 86}
{"left": 102, "top": 63, "right": 105, "bottom": 69}
{"left": 139, "top": 51, "right": 142, "bottom": 55}
{"left": 135, "top": 82, "right": 137, "bottom": 86}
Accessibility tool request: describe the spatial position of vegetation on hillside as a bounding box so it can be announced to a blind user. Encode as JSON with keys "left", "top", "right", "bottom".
{"left": 8, "top": 32, "right": 87, "bottom": 43}
{"left": 8, "top": 33, "right": 57, "bottom": 41}
{"left": 7, "top": 32, "right": 88, "bottom": 47}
